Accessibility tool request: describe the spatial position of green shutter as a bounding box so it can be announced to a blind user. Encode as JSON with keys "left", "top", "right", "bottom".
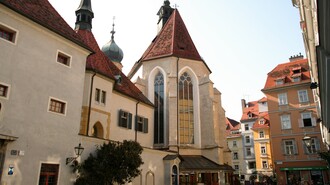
{"left": 118, "top": 109, "right": 123, "bottom": 127}
{"left": 128, "top": 113, "right": 132, "bottom": 129}
{"left": 143, "top": 118, "right": 148, "bottom": 133}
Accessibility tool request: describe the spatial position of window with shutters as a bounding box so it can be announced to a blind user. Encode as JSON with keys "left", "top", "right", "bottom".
{"left": 135, "top": 115, "right": 148, "bottom": 133}
{"left": 118, "top": 110, "right": 132, "bottom": 129}
{"left": 283, "top": 139, "right": 297, "bottom": 155}
{"left": 303, "top": 137, "right": 320, "bottom": 154}
{"left": 299, "top": 112, "right": 316, "bottom": 127}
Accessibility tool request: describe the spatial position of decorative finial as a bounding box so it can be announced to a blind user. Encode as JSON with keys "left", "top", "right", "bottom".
{"left": 111, "top": 16, "right": 116, "bottom": 40}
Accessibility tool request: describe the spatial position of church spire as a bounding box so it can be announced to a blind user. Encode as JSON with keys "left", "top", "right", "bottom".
{"left": 75, "top": 0, "right": 94, "bottom": 31}
{"left": 157, "top": 0, "right": 174, "bottom": 33}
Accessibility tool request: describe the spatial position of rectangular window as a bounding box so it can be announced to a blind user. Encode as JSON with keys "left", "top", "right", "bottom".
{"left": 298, "top": 90, "right": 309, "bottom": 103}
{"left": 275, "top": 79, "right": 284, "bottom": 85}
{"left": 262, "top": 161, "right": 268, "bottom": 169}
{"left": 280, "top": 114, "right": 291, "bottom": 129}
{"left": 245, "top": 124, "right": 249, "bottom": 131}
{"left": 118, "top": 110, "right": 132, "bottom": 129}
{"left": 0, "top": 84, "right": 9, "bottom": 98}
{"left": 261, "top": 146, "right": 266, "bottom": 154}
{"left": 299, "top": 112, "right": 315, "bottom": 127}
{"left": 101, "top": 90, "right": 106, "bottom": 104}
{"left": 246, "top": 147, "right": 252, "bottom": 156}
{"left": 259, "top": 131, "right": 264, "bottom": 138}
{"left": 293, "top": 76, "right": 301, "bottom": 82}
{"left": 283, "top": 140, "right": 297, "bottom": 155}
{"left": 233, "top": 140, "right": 237, "bottom": 147}
{"left": 304, "top": 138, "right": 320, "bottom": 154}
{"left": 0, "top": 24, "right": 16, "bottom": 43}
{"left": 38, "top": 163, "right": 59, "bottom": 185}
{"left": 234, "top": 165, "right": 239, "bottom": 170}
{"left": 135, "top": 115, "right": 148, "bottom": 133}
{"left": 95, "top": 88, "right": 100, "bottom": 102}
{"left": 248, "top": 161, "right": 256, "bottom": 169}
{"left": 49, "top": 98, "right": 66, "bottom": 114}
{"left": 278, "top": 93, "right": 288, "bottom": 105}
{"left": 56, "top": 51, "right": 71, "bottom": 67}
{"left": 233, "top": 152, "right": 238, "bottom": 160}
{"left": 245, "top": 136, "right": 250, "bottom": 144}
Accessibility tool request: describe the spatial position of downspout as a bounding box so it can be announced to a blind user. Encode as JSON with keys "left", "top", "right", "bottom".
{"left": 176, "top": 57, "right": 180, "bottom": 154}
{"left": 135, "top": 101, "right": 140, "bottom": 142}
{"left": 86, "top": 72, "right": 96, "bottom": 136}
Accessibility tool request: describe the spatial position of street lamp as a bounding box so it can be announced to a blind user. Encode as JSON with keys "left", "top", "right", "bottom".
{"left": 66, "top": 143, "right": 84, "bottom": 165}
{"left": 302, "top": 135, "right": 312, "bottom": 153}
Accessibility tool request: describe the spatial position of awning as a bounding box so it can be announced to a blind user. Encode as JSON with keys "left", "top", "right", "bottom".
{"left": 280, "top": 166, "right": 328, "bottom": 171}
{"left": 180, "top": 155, "right": 234, "bottom": 172}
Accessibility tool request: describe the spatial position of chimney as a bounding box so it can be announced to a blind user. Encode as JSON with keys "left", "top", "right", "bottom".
{"left": 241, "top": 99, "right": 246, "bottom": 113}
{"left": 289, "top": 53, "right": 304, "bottom": 62}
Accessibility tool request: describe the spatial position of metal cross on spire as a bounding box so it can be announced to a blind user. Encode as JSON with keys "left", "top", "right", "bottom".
{"left": 111, "top": 16, "right": 116, "bottom": 40}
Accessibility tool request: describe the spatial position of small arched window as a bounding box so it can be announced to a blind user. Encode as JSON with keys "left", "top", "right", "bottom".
{"left": 92, "top": 122, "right": 104, "bottom": 138}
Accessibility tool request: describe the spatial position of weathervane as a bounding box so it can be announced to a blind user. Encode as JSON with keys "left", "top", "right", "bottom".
{"left": 111, "top": 16, "right": 115, "bottom": 40}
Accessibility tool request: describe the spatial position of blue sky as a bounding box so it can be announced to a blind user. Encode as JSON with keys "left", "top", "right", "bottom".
{"left": 49, "top": 0, "right": 305, "bottom": 121}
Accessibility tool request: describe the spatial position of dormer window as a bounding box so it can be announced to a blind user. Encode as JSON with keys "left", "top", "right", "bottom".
{"left": 275, "top": 78, "right": 284, "bottom": 85}
{"left": 292, "top": 66, "right": 301, "bottom": 74}
{"left": 292, "top": 73, "right": 301, "bottom": 82}
{"left": 259, "top": 119, "right": 264, "bottom": 125}
{"left": 248, "top": 112, "right": 253, "bottom": 118}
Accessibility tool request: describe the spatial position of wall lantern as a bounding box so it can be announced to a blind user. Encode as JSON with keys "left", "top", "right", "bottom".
{"left": 310, "top": 82, "right": 318, "bottom": 89}
{"left": 66, "top": 143, "right": 84, "bottom": 165}
{"left": 302, "top": 135, "right": 312, "bottom": 153}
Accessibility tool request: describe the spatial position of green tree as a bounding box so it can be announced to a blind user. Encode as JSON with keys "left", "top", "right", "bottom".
{"left": 75, "top": 140, "right": 144, "bottom": 185}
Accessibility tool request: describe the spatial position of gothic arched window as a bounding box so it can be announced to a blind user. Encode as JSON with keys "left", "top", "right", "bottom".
{"left": 154, "top": 72, "right": 164, "bottom": 144}
{"left": 179, "top": 72, "right": 194, "bottom": 144}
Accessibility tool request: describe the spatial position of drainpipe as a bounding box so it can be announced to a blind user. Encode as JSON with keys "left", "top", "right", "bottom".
{"left": 176, "top": 57, "right": 180, "bottom": 154}
{"left": 86, "top": 72, "right": 96, "bottom": 136}
{"left": 135, "top": 101, "right": 140, "bottom": 142}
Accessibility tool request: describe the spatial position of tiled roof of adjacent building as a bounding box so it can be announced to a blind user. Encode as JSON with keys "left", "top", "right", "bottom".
{"left": 180, "top": 155, "right": 234, "bottom": 171}
{"left": 251, "top": 112, "right": 270, "bottom": 130}
{"left": 225, "top": 117, "right": 241, "bottom": 137}
{"left": 263, "top": 58, "right": 310, "bottom": 90}
{"left": 77, "top": 30, "right": 153, "bottom": 106}
{"left": 241, "top": 101, "right": 259, "bottom": 121}
{"left": 0, "top": 0, "right": 92, "bottom": 52}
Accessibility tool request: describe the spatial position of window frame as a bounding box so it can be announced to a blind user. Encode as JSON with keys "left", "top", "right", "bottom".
{"left": 245, "top": 135, "right": 251, "bottom": 144}
{"left": 48, "top": 97, "right": 67, "bottom": 115}
{"left": 118, "top": 109, "right": 132, "bottom": 129}
{"left": 280, "top": 114, "right": 292, "bottom": 130}
{"left": 244, "top": 124, "right": 249, "bottom": 131}
{"left": 283, "top": 139, "right": 297, "bottom": 155}
{"left": 303, "top": 137, "right": 320, "bottom": 154}
{"left": 101, "top": 90, "right": 106, "bottom": 104}
{"left": 135, "top": 115, "right": 148, "bottom": 133}
{"left": 246, "top": 147, "right": 252, "bottom": 156}
{"left": 233, "top": 152, "right": 239, "bottom": 160}
{"left": 262, "top": 161, "right": 268, "bottom": 169}
{"left": 299, "top": 112, "right": 315, "bottom": 127}
{"left": 298, "top": 89, "right": 309, "bottom": 103}
{"left": 259, "top": 131, "right": 265, "bottom": 138}
{"left": 56, "top": 50, "right": 72, "bottom": 67}
{"left": 260, "top": 145, "right": 266, "bottom": 154}
{"left": 0, "top": 82, "right": 10, "bottom": 99}
{"left": 0, "top": 23, "right": 18, "bottom": 44}
{"left": 233, "top": 140, "right": 237, "bottom": 147}
{"left": 278, "top": 93, "right": 288, "bottom": 105}
{"left": 38, "top": 163, "right": 59, "bottom": 185}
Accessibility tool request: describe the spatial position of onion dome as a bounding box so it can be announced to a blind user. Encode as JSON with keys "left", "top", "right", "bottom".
{"left": 102, "top": 20, "right": 124, "bottom": 63}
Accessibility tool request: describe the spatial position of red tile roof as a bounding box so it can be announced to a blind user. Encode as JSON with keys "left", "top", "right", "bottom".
{"left": 251, "top": 112, "right": 270, "bottom": 130}
{"left": 1, "top": 0, "right": 91, "bottom": 52}
{"left": 128, "top": 9, "right": 210, "bottom": 78}
{"left": 240, "top": 101, "right": 259, "bottom": 121}
{"left": 263, "top": 58, "right": 310, "bottom": 90}
{"left": 141, "top": 9, "right": 202, "bottom": 61}
{"left": 77, "top": 30, "right": 153, "bottom": 106}
{"left": 225, "top": 117, "right": 241, "bottom": 137}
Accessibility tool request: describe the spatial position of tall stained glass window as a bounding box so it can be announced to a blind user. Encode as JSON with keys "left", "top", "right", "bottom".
{"left": 179, "top": 72, "right": 194, "bottom": 144}
{"left": 154, "top": 72, "right": 164, "bottom": 144}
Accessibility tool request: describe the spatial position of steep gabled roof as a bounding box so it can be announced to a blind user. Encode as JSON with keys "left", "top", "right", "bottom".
{"left": 240, "top": 101, "right": 259, "bottom": 121}
{"left": 76, "top": 30, "right": 153, "bottom": 106}
{"left": 225, "top": 117, "right": 241, "bottom": 137}
{"left": 0, "top": 0, "right": 91, "bottom": 52}
{"left": 263, "top": 58, "right": 310, "bottom": 90}
{"left": 128, "top": 8, "right": 210, "bottom": 78}
{"left": 140, "top": 9, "right": 202, "bottom": 62}
{"left": 252, "top": 112, "right": 270, "bottom": 130}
